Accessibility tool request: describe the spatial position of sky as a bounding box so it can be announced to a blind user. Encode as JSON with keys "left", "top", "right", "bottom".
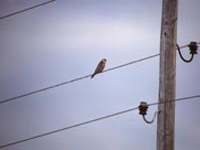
{"left": 0, "top": 0, "right": 200, "bottom": 150}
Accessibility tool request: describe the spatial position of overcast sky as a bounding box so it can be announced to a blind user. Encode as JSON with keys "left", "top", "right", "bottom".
{"left": 0, "top": 0, "right": 200, "bottom": 150}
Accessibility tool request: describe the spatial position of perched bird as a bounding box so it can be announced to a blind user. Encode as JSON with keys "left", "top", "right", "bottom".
{"left": 91, "top": 58, "right": 107, "bottom": 78}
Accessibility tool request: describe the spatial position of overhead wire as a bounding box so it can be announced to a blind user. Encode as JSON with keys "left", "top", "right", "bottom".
{"left": 104, "top": 54, "right": 160, "bottom": 73}
{"left": 0, "top": 107, "right": 139, "bottom": 149}
{"left": 178, "top": 42, "right": 200, "bottom": 49}
{"left": 172, "top": 42, "right": 200, "bottom": 50}
{"left": 0, "top": 41, "right": 197, "bottom": 105}
{"left": 0, "top": 53, "right": 160, "bottom": 105}
{"left": 0, "top": 94, "right": 200, "bottom": 149}
{"left": 0, "top": 0, "right": 199, "bottom": 146}
{"left": 0, "top": 0, "right": 56, "bottom": 20}
{"left": 176, "top": 44, "right": 194, "bottom": 63}
{"left": 179, "top": 44, "right": 190, "bottom": 49}
{"left": 148, "top": 94, "right": 200, "bottom": 107}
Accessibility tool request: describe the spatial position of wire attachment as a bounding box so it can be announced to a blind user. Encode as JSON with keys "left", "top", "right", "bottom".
{"left": 177, "top": 42, "right": 198, "bottom": 63}
{"left": 139, "top": 101, "right": 158, "bottom": 124}
{"left": 188, "top": 42, "right": 198, "bottom": 54}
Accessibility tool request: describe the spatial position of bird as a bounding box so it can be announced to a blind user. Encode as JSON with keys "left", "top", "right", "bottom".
{"left": 91, "top": 58, "right": 107, "bottom": 78}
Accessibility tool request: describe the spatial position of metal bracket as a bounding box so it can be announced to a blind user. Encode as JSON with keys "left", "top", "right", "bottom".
{"left": 177, "top": 42, "right": 198, "bottom": 63}
{"left": 139, "top": 101, "right": 158, "bottom": 124}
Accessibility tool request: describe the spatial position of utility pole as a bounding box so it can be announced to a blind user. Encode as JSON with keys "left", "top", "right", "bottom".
{"left": 157, "top": 0, "right": 178, "bottom": 150}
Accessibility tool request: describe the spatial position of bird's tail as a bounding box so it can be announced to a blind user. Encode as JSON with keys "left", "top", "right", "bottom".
{"left": 91, "top": 73, "right": 95, "bottom": 78}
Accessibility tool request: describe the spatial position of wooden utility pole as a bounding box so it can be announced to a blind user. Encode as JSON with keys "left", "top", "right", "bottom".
{"left": 157, "top": 0, "right": 178, "bottom": 150}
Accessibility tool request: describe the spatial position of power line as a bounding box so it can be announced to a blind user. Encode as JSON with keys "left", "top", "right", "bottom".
{"left": 148, "top": 94, "right": 200, "bottom": 107}
{"left": 178, "top": 42, "right": 200, "bottom": 49}
{"left": 0, "top": 107, "right": 138, "bottom": 149}
{"left": 179, "top": 44, "right": 190, "bottom": 49}
{"left": 104, "top": 54, "right": 160, "bottom": 73}
{"left": 0, "top": 94, "right": 200, "bottom": 149}
{"left": 0, "top": 0, "right": 56, "bottom": 20}
{"left": 0, "top": 54, "right": 159, "bottom": 105}
{"left": 0, "top": 43, "right": 197, "bottom": 105}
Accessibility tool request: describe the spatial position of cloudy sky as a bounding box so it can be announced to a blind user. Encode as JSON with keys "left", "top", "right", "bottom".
{"left": 0, "top": 0, "right": 200, "bottom": 149}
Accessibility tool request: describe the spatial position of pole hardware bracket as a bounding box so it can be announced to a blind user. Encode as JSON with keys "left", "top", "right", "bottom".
{"left": 139, "top": 101, "right": 158, "bottom": 124}
{"left": 177, "top": 42, "right": 198, "bottom": 63}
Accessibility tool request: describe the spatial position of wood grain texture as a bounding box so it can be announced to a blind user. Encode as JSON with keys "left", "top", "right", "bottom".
{"left": 157, "top": 0, "right": 178, "bottom": 150}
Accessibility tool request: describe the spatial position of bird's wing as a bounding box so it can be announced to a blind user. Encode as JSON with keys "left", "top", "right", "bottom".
{"left": 94, "top": 62, "right": 103, "bottom": 73}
